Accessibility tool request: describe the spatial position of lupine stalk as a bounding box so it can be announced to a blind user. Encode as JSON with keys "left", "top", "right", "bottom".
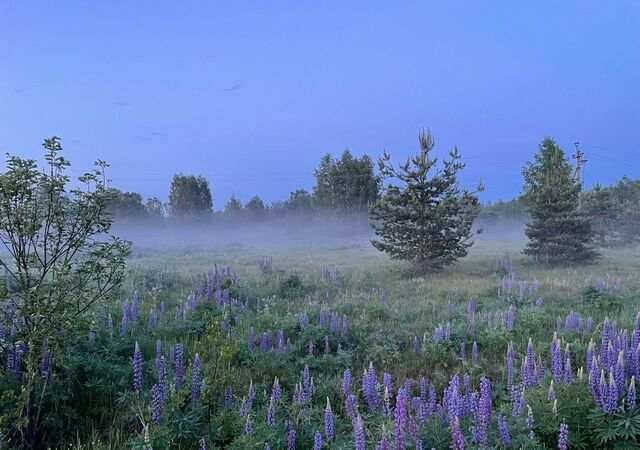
{"left": 191, "top": 353, "right": 202, "bottom": 405}
{"left": 175, "top": 343, "right": 185, "bottom": 389}
{"left": 354, "top": 415, "right": 365, "bottom": 450}
{"left": 325, "top": 398, "right": 335, "bottom": 440}
{"left": 133, "top": 341, "right": 143, "bottom": 391}
{"left": 557, "top": 422, "right": 569, "bottom": 450}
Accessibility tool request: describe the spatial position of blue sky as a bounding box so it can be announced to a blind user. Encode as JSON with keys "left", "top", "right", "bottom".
{"left": 1, "top": 1, "right": 638, "bottom": 208}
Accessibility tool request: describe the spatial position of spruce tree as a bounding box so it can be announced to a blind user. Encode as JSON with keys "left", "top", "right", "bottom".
{"left": 522, "top": 138, "right": 599, "bottom": 264}
{"left": 370, "top": 129, "right": 482, "bottom": 273}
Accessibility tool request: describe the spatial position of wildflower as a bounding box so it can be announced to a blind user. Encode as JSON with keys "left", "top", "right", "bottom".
{"left": 133, "top": 341, "right": 143, "bottom": 391}
{"left": 354, "top": 415, "right": 365, "bottom": 450}
{"left": 175, "top": 343, "right": 185, "bottom": 389}
{"left": 151, "top": 383, "right": 163, "bottom": 424}
{"left": 325, "top": 398, "right": 335, "bottom": 440}
{"left": 191, "top": 353, "right": 202, "bottom": 405}
{"left": 394, "top": 388, "right": 408, "bottom": 450}
{"left": 342, "top": 368, "right": 352, "bottom": 396}
{"left": 288, "top": 428, "right": 297, "bottom": 450}
{"left": 557, "top": 422, "right": 569, "bottom": 450}
{"left": 497, "top": 415, "right": 511, "bottom": 447}
{"left": 313, "top": 431, "right": 322, "bottom": 450}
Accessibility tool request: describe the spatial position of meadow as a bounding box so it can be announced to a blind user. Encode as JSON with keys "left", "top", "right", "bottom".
{"left": 18, "top": 225, "right": 639, "bottom": 449}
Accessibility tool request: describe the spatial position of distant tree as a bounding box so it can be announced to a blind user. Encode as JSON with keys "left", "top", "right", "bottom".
{"left": 168, "top": 174, "right": 213, "bottom": 219}
{"left": 224, "top": 193, "right": 243, "bottom": 220}
{"left": 313, "top": 149, "right": 381, "bottom": 214}
{"left": 370, "top": 129, "right": 482, "bottom": 273}
{"left": 145, "top": 196, "right": 165, "bottom": 220}
{"left": 580, "top": 184, "right": 618, "bottom": 245}
{"left": 286, "top": 189, "right": 313, "bottom": 214}
{"left": 245, "top": 195, "right": 265, "bottom": 219}
{"left": 0, "top": 137, "right": 130, "bottom": 446}
{"left": 522, "top": 138, "right": 598, "bottom": 264}
{"left": 108, "top": 189, "right": 148, "bottom": 220}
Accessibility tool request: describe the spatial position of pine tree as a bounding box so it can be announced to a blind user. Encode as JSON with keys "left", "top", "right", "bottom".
{"left": 522, "top": 138, "right": 599, "bottom": 264}
{"left": 370, "top": 129, "right": 482, "bottom": 274}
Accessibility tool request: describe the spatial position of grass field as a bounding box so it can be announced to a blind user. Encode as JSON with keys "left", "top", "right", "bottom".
{"left": 18, "top": 229, "right": 640, "bottom": 449}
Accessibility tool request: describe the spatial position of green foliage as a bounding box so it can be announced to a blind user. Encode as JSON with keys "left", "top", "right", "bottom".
{"left": 369, "top": 129, "right": 482, "bottom": 273}
{"left": 313, "top": 149, "right": 381, "bottom": 214}
{"left": 168, "top": 174, "right": 213, "bottom": 219}
{"left": 0, "top": 137, "right": 131, "bottom": 447}
{"left": 581, "top": 176, "right": 640, "bottom": 246}
{"left": 522, "top": 138, "right": 599, "bottom": 264}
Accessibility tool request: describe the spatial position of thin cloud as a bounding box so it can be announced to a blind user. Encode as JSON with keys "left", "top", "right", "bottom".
{"left": 221, "top": 84, "right": 243, "bottom": 92}
{"left": 113, "top": 101, "right": 129, "bottom": 107}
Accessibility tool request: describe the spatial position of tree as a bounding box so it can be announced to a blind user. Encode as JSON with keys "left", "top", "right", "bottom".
{"left": 245, "top": 195, "right": 265, "bottom": 220}
{"left": 522, "top": 138, "right": 598, "bottom": 264}
{"left": 224, "top": 193, "right": 243, "bottom": 220}
{"left": 286, "top": 189, "right": 313, "bottom": 214}
{"left": 107, "top": 188, "right": 147, "bottom": 220}
{"left": 0, "top": 137, "right": 130, "bottom": 446}
{"left": 313, "top": 149, "right": 381, "bottom": 214}
{"left": 168, "top": 174, "right": 213, "bottom": 219}
{"left": 370, "top": 129, "right": 482, "bottom": 273}
{"left": 580, "top": 184, "right": 618, "bottom": 245}
{"left": 145, "top": 196, "right": 165, "bottom": 220}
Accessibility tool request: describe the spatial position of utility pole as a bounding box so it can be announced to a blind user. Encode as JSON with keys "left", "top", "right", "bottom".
{"left": 572, "top": 142, "right": 587, "bottom": 185}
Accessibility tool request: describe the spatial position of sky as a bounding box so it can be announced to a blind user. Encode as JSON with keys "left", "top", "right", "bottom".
{"left": 1, "top": 1, "right": 639, "bottom": 208}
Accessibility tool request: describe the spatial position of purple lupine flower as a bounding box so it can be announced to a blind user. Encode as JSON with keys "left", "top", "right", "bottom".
{"left": 434, "top": 325, "right": 443, "bottom": 344}
{"left": 158, "top": 356, "right": 169, "bottom": 402}
{"left": 354, "top": 415, "right": 365, "bottom": 450}
{"left": 288, "top": 428, "right": 297, "bottom": 450}
{"left": 511, "top": 384, "right": 525, "bottom": 418}
{"left": 175, "top": 343, "right": 185, "bottom": 389}
{"left": 586, "top": 339, "right": 595, "bottom": 374}
{"left": 40, "top": 346, "right": 51, "bottom": 376}
{"left": 505, "top": 305, "right": 515, "bottom": 331}
{"left": 450, "top": 416, "right": 465, "bottom": 450}
{"left": 133, "top": 341, "right": 143, "bottom": 391}
{"left": 548, "top": 381, "right": 556, "bottom": 401}
{"left": 191, "top": 353, "right": 202, "bottom": 405}
{"left": 474, "top": 377, "right": 492, "bottom": 447}
{"left": 506, "top": 342, "right": 515, "bottom": 391}
{"left": 628, "top": 376, "right": 637, "bottom": 410}
{"left": 132, "top": 291, "right": 139, "bottom": 322}
{"left": 606, "top": 370, "right": 618, "bottom": 414}
{"left": 557, "top": 422, "right": 569, "bottom": 450}
{"left": 272, "top": 377, "right": 281, "bottom": 403}
{"left": 224, "top": 387, "right": 233, "bottom": 408}
{"left": 522, "top": 338, "right": 537, "bottom": 387}
{"left": 459, "top": 342, "right": 466, "bottom": 360}
{"left": 380, "top": 373, "right": 392, "bottom": 396}
{"left": 313, "top": 431, "right": 323, "bottom": 450}
{"left": 551, "top": 335, "right": 562, "bottom": 383}
{"left": 325, "top": 398, "right": 335, "bottom": 440}
{"left": 345, "top": 393, "right": 358, "bottom": 419}
{"left": 244, "top": 415, "right": 253, "bottom": 435}
{"left": 394, "top": 388, "right": 408, "bottom": 450}
{"left": 266, "top": 397, "right": 276, "bottom": 426}
{"left": 563, "top": 347, "right": 573, "bottom": 385}
{"left": 363, "top": 363, "right": 379, "bottom": 411}
{"left": 199, "top": 438, "right": 207, "bottom": 450}
{"left": 377, "top": 432, "right": 390, "bottom": 450}
{"left": 497, "top": 415, "right": 511, "bottom": 447}
{"left": 343, "top": 368, "right": 352, "bottom": 396}
{"left": 151, "top": 383, "right": 163, "bottom": 424}
{"left": 615, "top": 350, "right": 625, "bottom": 398}
{"left": 277, "top": 330, "right": 285, "bottom": 354}
{"left": 471, "top": 342, "right": 479, "bottom": 364}
{"left": 526, "top": 405, "right": 535, "bottom": 439}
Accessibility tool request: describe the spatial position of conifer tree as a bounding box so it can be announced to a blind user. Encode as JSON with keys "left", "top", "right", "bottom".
{"left": 370, "top": 129, "right": 482, "bottom": 273}
{"left": 522, "top": 138, "right": 599, "bottom": 264}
